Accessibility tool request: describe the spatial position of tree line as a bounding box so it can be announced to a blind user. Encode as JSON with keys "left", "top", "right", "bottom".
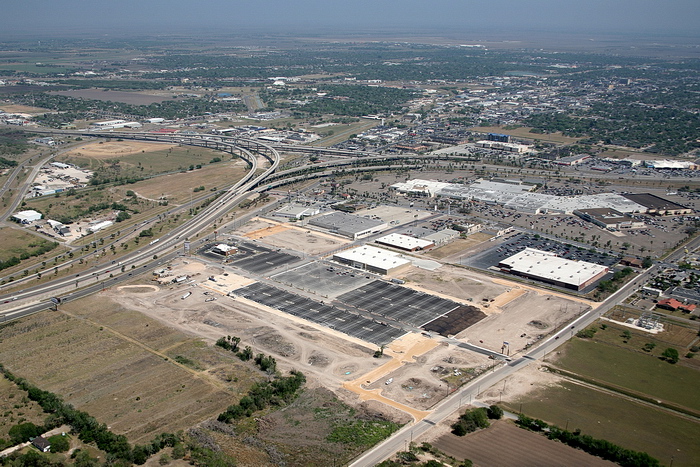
{"left": 214, "top": 335, "right": 306, "bottom": 423}
{"left": 515, "top": 413, "right": 659, "bottom": 467}
{"left": 0, "top": 363, "right": 179, "bottom": 465}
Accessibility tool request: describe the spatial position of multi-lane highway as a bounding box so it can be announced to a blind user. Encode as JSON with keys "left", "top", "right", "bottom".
{"left": 0, "top": 132, "right": 280, "bottom": 314}
{"left": 1, "top": 130, "right": 694, "bottom": 467}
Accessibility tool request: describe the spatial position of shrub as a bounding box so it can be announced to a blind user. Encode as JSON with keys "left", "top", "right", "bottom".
{"left": 487, "top": 405, "right": 503, "bottom": 420}
{"left": 451, "top": 408, "right": 489, "bottom": 436}
{"left": 48, "top": 434, "right": 70, "bottom": 453}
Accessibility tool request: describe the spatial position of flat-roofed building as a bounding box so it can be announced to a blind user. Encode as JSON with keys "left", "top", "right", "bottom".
{"left": 333, "top": 245, "right": 411, "bottom": 275}
{"left": 553, "top": 154, "right": 591, "bottom": 166}
{"left": 390, "top": 179, "right": 450, "bottom": 197}
{"left": 375, "top": 233, "right": 434, "bottom": 251}
{"left": 274, "top": 204, "right": 321, "bottom": 219}
{"left": 93, "top": 119, "right": 126, "bottom": 127}
{"left": 622, "top": 193, "right": 692, "bottom": 216}
{"left": 574, "top": 208, "right": 646, "bottom": 231}
{"left": 12, "top": 210, "right": 42, "bottom": 224}
{"left": 212, "top": 244, "right": 237, "bottom": 256}
{"left": 423, "top": 229, "right": 460, "bottom": 245}
{"left": 309, "top": 212, "right": 386, "bottom": 239}
{"left": 498, "top": 248, "right": 609, "bottom": 291}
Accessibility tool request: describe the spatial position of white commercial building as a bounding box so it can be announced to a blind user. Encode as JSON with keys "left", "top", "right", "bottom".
{"left": 333, "top": 245, "right": 411, "bottom": 275}
{"left": 274, "top": 204, "right": 321, "bottom": 219}
{"left": 498, "top": 248, "right": 609, "bottom": 291}
{"left": 398, "top": 179, "right": 647, "bottom": 215}
{"left": 12, "top": 210, "right": 42, "bottom": 223}
{"left": 390, "top": 179, "right": 451, "bottom": 197}
{"left": 88, "top": 220, "right": 114, "bottom": 233}
{"left": 309, "top": 212, "right": 386, "bottom": 239}
{"left": 93, "top": 119, "right": 126, "bottom": 127}
{"left": 212, "top": 244, "right": 237, "bottom": 256}
{"left": 375, "top": 233, "right": 434, "bottom": 251}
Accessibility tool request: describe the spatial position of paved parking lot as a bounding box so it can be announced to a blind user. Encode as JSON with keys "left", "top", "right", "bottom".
{"left": 337, "top": 281, "right": 462, "bottom": 328}
{"left": 423, "top": 305, "right": 486, "bottom": 337}
{"left": 226, "top": 241, "right": 302, "bottom": 275}
{"left": 272, "top": 262, "right": 376, "bottom": 299}
{"left": 232, "top": 282, "right": 404, "bottom": 346}
{"left": 468, "top": 232, "right": 620, "bottom": 272}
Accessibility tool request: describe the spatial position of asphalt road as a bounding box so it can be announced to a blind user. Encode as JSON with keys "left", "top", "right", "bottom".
{"left": 349, "top": 262, "right": 658, "bottom": 466}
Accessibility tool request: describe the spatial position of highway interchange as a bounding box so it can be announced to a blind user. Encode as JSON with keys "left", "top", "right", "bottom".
{"left": 1, "top": 130, "right": 696, "bottom": 465}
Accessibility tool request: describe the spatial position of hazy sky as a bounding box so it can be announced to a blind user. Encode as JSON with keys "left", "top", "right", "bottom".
{"left": 1, "top": 0, "right": 698, "bottom": 38}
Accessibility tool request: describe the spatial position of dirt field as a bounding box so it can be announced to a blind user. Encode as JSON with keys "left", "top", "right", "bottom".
{"left": 0, "top": 104, "right": 49, "bottom": 115}
{"left": 238, "top": 218, "right": 349, "bottom": 255}
{"left": 0, "top": 297, "right": 255, "bottom": 444}
{"left": 402, "top": 265, "right": 508, "bottom": 306}
{"left": 424, "top": 233, "right": 493, "bottom": 261}
{"left": 432, "top": 420, "right": 616, "bottom": 467}
{"left": 63, "top": 141, "right": 177, "bottom": 158}
{"left": 139, "top": 254, "right": 576, "bottom": 418}
{"left": 123, "top": 161, "right": 248, "bottom": 203}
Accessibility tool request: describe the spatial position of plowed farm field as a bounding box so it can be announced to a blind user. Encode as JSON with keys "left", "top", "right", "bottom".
{"left": 0, "top": 294, "right": 258, "bottom": 444}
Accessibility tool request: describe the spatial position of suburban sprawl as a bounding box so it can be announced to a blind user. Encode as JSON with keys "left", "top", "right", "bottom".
{"left": 0, "top": 34, "right": 699, "bottom": 467}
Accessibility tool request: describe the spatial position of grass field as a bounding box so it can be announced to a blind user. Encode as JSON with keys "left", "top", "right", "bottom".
{"left": 0, "top": 295, "right": 257, "bottom": 444}
{"left": 310, "top": 119, "right": 378, "bottom": 147}
{"left": 0, "top": 63, "right": 73, "bottom": 74}
{"left": 553, "top": 337, "right": 700, "bottom": 412}
{"left": 125, "top": 162, "right": 248, "bottom": 203}
{"left": 605, "top": 307, "right": 700, "bottom": 348}
{"left": 0, "top": 227, "right": 60, "bottom": 264}
{"left": 503, "top": 381, "right": 699, "bottom": 467}
{"left": 58, "top": 141, "right": 230, "bottom": 179}
{"left": 0, "top": 377, "right": 49, "bottom": 447}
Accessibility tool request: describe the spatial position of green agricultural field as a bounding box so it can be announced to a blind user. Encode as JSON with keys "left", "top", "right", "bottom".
{"left": 0, "top": 63, "right": 74, "bottom": 74}
{"left": 553, "top": 337, "right": 700, "bottom": 412}
{"left": 504, "top": 381, "right": 699, "bottom": 467}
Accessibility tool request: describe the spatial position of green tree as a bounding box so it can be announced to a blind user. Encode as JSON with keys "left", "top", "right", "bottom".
{"left": 487, "top": 405, "right": 504, "bottom": 420}
{"left": 8, "top": 422, "right": 42, "bottom": 444}
{"left": 661, "top": 347, "right": 679, "bottom": 364}
{"left": 451, "top": 408, "right": 489, "bottom": 436}
{"left": 48, "top": 434, "right": 70, "bottom": 453}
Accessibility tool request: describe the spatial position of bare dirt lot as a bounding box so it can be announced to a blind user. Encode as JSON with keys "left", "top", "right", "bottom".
{"left": 432, "top": 420, "right": 616, "bottom": 467}
{"left": 0, "top": 104, "right": 50, "bottom": 115}
{"left": 63, "top": 140, "right": 177, "bottom": 158}
{"left": 237, "top": 218, "right": 349, "bottom": 255}
{"left": 400, "top": 263, "right": 594, "bottom": 354}
{"left": 144, "top": 253, "right": 581, "bottom": 418}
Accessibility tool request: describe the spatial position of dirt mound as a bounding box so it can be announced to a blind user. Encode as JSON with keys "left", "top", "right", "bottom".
{"left": 528, "top": 320, "right": 550, "bottom": 329}
{"left": 252, "top": 328, "right": 297, "bottom": 357}
{"left": 307, "top": 352, "right": 330, "bottom": 367}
